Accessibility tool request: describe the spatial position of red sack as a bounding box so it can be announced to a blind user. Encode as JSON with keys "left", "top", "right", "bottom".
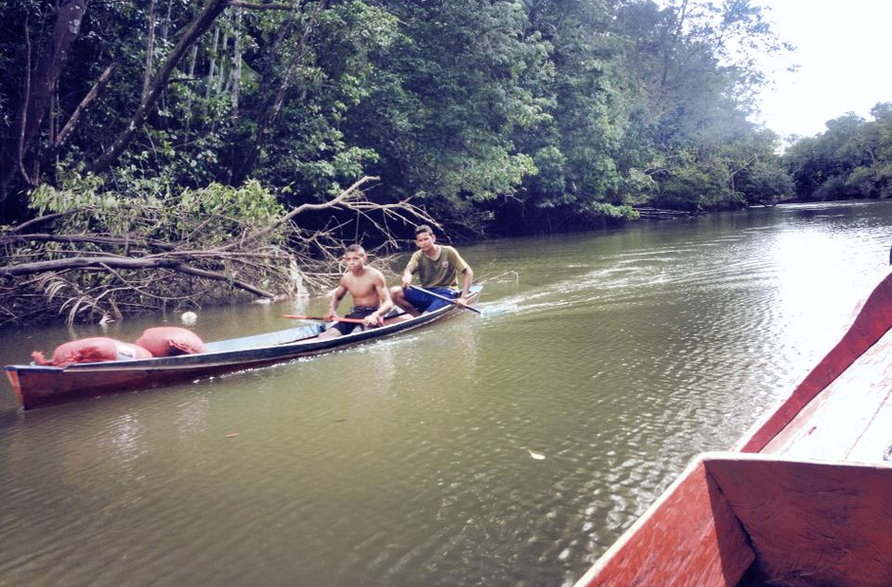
{"left": 31, "top": 337, "right": 153, "bottom": 367}
{"left": 136, "top": 327, "right": 205, "bottom": 357}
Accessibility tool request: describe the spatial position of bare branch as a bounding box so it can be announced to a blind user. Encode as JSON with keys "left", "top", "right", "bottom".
{"left": 54, "top": 62, "right": 119, "bottom": 150}
{"left": 0, "top": 232, "right": 175, "bottom": 251}
{"left": 171, "top": 264, "right": 275, "bottom": 298}
{"left": 225, "top": 175, "right": 380, "bottom": 251}
{"left": 6, "top": 210, "right": 79, "bottom": 234}
{"left": 228, "top": 2, "right": 294, "bottom": 9}
{"left": 0, "top": 255, "right": 275, "bottom": 298}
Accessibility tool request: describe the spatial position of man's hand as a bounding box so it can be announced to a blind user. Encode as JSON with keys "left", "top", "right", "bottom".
{"left": 363, "top": 313, "right": 383, "bottom": 327}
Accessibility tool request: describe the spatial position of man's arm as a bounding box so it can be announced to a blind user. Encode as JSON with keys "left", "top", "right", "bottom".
{"left": 456, "top": 266, "right": 474, "bottom": 306}
{"left": 446, "top": 246, "right": 473, "bottom": 304}
{"left": 400, "top": 259, "right": 418, "bottom": 288}
{"left": 366, "top": 271, "right": 394, "bottom": 326}
{"left": 324, "top": 282, "right": 348, "bottom": 320}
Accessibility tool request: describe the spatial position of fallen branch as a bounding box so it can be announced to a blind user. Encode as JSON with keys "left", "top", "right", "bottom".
{"left": 0, "top": 176, "right": 437, "bottom": 327}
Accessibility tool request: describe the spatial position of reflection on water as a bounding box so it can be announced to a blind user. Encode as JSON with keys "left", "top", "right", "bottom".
{"left": 1, "top": 201, "right": 892, "bottom": 585}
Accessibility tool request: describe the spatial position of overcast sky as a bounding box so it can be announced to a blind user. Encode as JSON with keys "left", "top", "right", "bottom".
{"left": 753, "top": 0, "right": 892, "bottom": 139}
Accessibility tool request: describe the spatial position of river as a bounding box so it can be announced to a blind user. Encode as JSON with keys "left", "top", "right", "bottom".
{"left": 1, "top": 201, "right": 891, "bottom": 586}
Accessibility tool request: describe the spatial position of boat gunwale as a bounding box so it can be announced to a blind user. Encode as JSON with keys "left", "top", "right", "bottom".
{"left": 573, "top": 268, "right": 892, "bottom": 586}
{"left": 5, "top": 287, "right": 480, "bottom": 374}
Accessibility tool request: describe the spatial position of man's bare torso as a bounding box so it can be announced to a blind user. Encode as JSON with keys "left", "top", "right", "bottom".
{"left": 342, "top": 267, "right": 385, "bottom": 307}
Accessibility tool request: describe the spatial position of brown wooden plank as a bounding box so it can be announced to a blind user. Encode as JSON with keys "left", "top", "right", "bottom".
{"left": 705, "top": 453, "right": 892, "bottom": 587}
{"left": 847, "top": 393, "right": 892, "bottom": 463}
{"left": 574, "top": 457, "right": 754, "bottom": 586}
{"left": 737, "top": 270, "right": 892, "bottom": 453}
{"left": 761, "top": 329, "right": 892, "bottom": 463}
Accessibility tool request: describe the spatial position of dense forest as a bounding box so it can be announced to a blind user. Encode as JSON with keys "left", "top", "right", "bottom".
{"left": 783, "top": 105, "right": 892, "bottom": 201}
{"left": 1, "top": 0, "right": 890, "bottom": 325}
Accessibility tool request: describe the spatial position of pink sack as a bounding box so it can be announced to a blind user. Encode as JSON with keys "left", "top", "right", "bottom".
{"left": 31, "top": 337, "right": 153, "bottom": 367}
{"left": 136, "top": 327, "right": 205, "bottom": 357}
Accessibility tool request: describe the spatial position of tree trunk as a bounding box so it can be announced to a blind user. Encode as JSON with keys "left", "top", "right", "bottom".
{"left": 142, "top": 0, "right": 157, "bottom": 106}
{"left": 230, "top": 0, "right": 327, "bottom": 185}
{"left": 0, "top": 0, "right": 89, "bottom": 206}
{"left": 89, "top": 0, "right": 230, "bottom": 174}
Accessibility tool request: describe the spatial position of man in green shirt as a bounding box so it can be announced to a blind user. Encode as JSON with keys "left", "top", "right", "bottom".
{"left": 391, "top": 225, "right": 474, "bottom": 316}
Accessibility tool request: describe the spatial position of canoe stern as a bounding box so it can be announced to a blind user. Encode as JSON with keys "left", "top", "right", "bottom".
{"left": 5, "top": 367, "right": 24, "bottom": 406}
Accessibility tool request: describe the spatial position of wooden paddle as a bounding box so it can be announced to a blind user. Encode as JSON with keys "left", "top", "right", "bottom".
{"left": 408, "top": 285, "right": 482, "bottom": 315}
{"left": 282, "top": 314, "right": 368, "bottom": 325}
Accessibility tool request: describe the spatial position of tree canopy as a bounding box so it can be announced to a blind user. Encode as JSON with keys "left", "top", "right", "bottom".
{"left": 784, "top": 104, "right": 892, "bottom": 201}
{"left": 1, "top": 0, "right": 795, "bottom": 226}
{"left": 4, "top": 0, "right": 877, "bottom": 325}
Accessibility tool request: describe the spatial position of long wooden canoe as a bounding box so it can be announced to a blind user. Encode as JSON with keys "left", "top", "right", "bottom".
{"left": 5, "top": 286, "right": 481, "bottom": 410}
{"left": 574, "top": 272, "right": 892, "bottom": 587}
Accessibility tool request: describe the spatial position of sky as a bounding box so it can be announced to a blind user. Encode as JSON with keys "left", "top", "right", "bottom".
{"left": 753, "top": 0, "right": 892, "bottom": 140}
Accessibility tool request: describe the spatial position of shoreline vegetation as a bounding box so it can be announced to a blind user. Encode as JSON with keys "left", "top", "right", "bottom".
{"left": 2, "top": 1, "right": 891, "bottom": 327}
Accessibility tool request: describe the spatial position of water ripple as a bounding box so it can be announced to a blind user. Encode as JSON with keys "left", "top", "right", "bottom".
{"left": 3, "top": 202, "right": 892, "bottom": 585}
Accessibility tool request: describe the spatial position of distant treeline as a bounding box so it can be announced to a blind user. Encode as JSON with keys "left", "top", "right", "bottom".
{"left": 783, "top": 106, "right": 892, "bottom": 202}
{"left": 0, "top": 0, "right": 889, "bottom": 239}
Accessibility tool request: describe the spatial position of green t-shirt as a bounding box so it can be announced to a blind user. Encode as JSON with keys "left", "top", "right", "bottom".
{"left": 409, "top": 245, "right": 470, "bottom": 288}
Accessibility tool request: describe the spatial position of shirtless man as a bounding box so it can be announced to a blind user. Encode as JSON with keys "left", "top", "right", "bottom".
{"left": 319, "top": 244, "right": 393, "bottom": 338}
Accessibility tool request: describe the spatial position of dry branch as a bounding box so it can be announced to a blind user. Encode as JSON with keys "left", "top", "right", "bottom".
{"left": 0, "top": 176, "right": 434, "bottom": 327}
{"left": 54, "top": 63, "right": 119, "bottom": 150}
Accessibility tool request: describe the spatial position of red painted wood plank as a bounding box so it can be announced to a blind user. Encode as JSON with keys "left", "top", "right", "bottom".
{"left": 705, "top": 454, "right": 892, "bottom": 587}
{"left": 575, "top": 457, "right": 754, "bottom": 586}
{"left": 737, "top": 270, "right": 892, "bottom": 453}
{"left": 761, "top": 329, "right": 892, "bottom": 463}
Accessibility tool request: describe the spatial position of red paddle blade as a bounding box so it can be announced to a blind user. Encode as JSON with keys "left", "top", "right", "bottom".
{"left": 281, "top": 315, "right": 367, "bottom": 324}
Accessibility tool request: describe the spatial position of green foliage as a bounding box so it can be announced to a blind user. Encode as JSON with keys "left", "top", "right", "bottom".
{"left": 180, "top": 181, "right": 286, "bottom": 226}
{"left": 734, "top": 158, "right": 794, "bottom": 205}
{"left": 784, "top": 105, "right": 892, "bottom": 200}
{"left": 344, "top": 0, "right": 554, "bottom": 214}
{"left": 30, "top": 178, "right": 286, "bottom": 243}
{"left": 238, "top": 1, "right": 399, "bottom": 201}
{"left": 653, "top": 155, "right": 734, "bottom": 210}
{"left": 2, "top": 0, "right": 799, "bottom": 234}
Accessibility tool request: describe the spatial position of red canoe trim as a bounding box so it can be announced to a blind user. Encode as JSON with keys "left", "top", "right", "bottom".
{"left": 576, "top": 453, "right": 892, "bottom": 586}
{"left": 737, "top": 270, "right": 892, "bottom": 453}
{"left": 575, "top": 456, "right": 754, "bottom": 586}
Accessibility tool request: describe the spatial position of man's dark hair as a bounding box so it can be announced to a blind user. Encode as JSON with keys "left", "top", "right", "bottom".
{"left": 345, "top": 244, "right": 365, "bottom": 255}
{"left": 414, "top": 224, "right": 435, "bottom": 237}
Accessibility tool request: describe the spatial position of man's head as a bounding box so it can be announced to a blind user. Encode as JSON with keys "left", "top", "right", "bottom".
{"left": 414, "top": 225, "right": 435, "bottom": 238}
{"left": 414, "top": 225, "right": 436, "bottom": 251}
{"left": 344, "top": 244, "right": 367, "bottom": 271}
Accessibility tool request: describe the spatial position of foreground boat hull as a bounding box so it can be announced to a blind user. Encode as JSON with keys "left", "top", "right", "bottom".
{"left": 574, "top": 272, "right": 892, "bottom": 586}
{"left": 577, "top": 453, "right": 892, "bottom": 587}
{"left": 5, "top": 287, "right": 480, "bottom": 409}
